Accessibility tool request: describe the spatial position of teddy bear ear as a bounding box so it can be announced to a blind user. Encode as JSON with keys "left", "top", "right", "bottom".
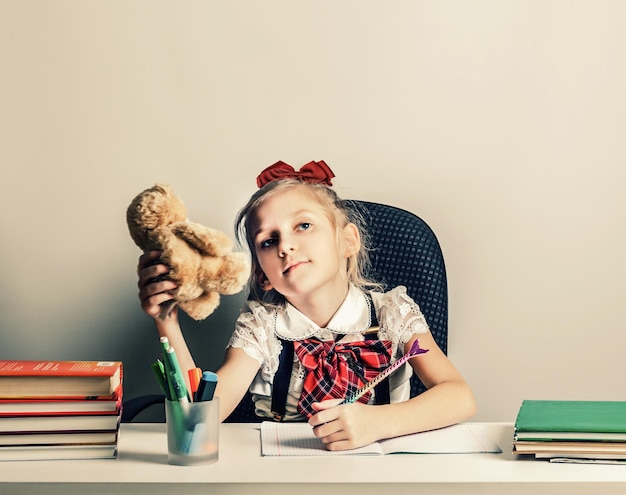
{"left": 153, "top": 183, "right": 172, "bottom": 194}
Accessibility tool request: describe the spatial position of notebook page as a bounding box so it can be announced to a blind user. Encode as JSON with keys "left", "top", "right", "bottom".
{"left": 379, "top": 424, "right": 502, "bottom": 454}
{"left": 261, "top": 422, "right": 501, "bottom": 456}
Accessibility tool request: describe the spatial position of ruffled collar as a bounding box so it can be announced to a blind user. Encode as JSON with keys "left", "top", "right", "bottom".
{"left": 274, "top": 285, "right": 372, "bottom": 341}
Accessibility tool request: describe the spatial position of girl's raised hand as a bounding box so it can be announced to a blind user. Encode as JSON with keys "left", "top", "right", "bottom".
{"left": 137, "top": 251, "right": 178, "bottom": 320}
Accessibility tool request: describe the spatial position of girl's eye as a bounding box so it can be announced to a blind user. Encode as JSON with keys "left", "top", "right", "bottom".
{"left": 259, "top": 238, "right": 277, "bottom": 249}
{"left": 297, "top": 222, "right": 312, "bottom": 231}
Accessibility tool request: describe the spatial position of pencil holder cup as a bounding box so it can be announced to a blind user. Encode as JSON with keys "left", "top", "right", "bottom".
{"left": 165, "top": 398, "right": 219, "bottom": 466}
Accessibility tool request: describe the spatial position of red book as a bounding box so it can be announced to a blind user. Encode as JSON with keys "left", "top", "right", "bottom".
{"left": 0, "top": 360, "right": 122, "bottom": 399}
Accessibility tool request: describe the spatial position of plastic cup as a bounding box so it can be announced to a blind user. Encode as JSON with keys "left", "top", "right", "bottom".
{"left": 165, "top": 398, "right": 219, "bottom": 465}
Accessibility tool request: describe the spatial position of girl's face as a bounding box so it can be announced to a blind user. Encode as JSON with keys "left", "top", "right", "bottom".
{"left": 250, "top": 186, "right": 359, "bottom": 307}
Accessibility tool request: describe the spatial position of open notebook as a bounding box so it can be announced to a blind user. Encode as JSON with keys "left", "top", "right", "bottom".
{"left": 261, "top": 422, "right": 502, "bottom": 456}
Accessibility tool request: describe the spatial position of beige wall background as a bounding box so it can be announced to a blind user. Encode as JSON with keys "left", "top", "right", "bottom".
{"left": 1, "top": 1, "right": 624, "bottom": 422}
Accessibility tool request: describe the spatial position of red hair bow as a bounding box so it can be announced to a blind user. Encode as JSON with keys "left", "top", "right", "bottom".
{"left": 256, "top": 160, "right": 335, "bottom": 188}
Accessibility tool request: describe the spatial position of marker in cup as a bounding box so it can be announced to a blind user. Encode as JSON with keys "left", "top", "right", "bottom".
{"left": 195, "top": 371, "right": 218, "bottom": 402}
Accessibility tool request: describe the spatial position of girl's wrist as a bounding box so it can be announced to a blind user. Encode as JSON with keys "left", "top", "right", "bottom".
{"left": 155, "top": 312, "right": 180, "bottom": 338}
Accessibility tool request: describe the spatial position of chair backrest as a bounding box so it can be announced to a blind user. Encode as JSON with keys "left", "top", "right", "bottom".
{"left": 346, "top": 200, "right": 448, "bottom": 397}
{"left": 123, "top": 200, "right": 448, "bottom": 422}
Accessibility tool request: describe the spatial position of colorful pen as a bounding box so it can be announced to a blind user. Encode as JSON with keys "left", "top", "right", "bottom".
{"left": 159, "top": 336, "right": 170, "bottom": 357}
{"left": 151, "top": 359, "right": 170, "bottom": 399}
{"left": 188, "top": 367, "right": 202, "bottom": 398}
{"left": 158, "top": 337, "right": 178, "bottom": 400}
{"left": 165, "top": 346, "right": 190, "bottom": 402}
{"left": 195, "top": 371, "right": 218, "bottom": 402}
{"left": 169, "top": 370, "right": 190, "bottom": 403}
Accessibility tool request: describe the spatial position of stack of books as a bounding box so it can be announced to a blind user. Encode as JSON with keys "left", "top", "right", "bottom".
{"left": 513, "top": 400, "right": 626, "bottom": 463}
{"left": 0, "top": 360, "right": 122, "bottom": 461}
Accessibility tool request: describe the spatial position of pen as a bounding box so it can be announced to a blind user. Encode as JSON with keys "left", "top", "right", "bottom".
{"left": 169, "top": 370, "right": 190, "bottom": 403}
{"left": 183, "top": 423, "right": 207, "bottom": 454}
{"left": 188, "top": 367, "right": 202, "bottom": 399}
{"left": 339, "top": 339, "right": 429, "bottom": 405}
{"left": 195, "top": 371, "right": 218, "bottom": 402}
{"left": 165, "top": 346, "right": 191, "bottom": 402}
{"left": 151, "top": 359, "right": 170, "bottom": 399}
{"left": 159, "top": 336, "right": 170, "bottom": 357}
{"left": 159, "top": 337, "right": 178, "bottom": 400}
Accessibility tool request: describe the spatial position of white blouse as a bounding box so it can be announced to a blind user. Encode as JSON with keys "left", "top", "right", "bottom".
{"left": 228, "top": 285, "right": 430, "bottom": 421}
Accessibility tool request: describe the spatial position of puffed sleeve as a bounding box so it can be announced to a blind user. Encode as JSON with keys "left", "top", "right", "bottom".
{"left": 227, "top": 301, "right": 283, "bottom": 381}
{"left": 372, "top": 286, "right": 430, "bottom": 355}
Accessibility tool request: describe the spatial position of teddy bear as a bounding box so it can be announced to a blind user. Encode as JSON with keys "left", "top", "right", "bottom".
{"left": 126, "top": 183, "right": 249, "bottom": 320}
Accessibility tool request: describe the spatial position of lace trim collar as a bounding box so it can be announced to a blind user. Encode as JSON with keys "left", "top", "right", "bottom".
{"left": 273, "top": 285, "right": 372, "bottom": 341}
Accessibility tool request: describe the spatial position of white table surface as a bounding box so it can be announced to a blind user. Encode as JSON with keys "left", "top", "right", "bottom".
{"left": 1, "top": 422, "right": 626, "bottom": 495}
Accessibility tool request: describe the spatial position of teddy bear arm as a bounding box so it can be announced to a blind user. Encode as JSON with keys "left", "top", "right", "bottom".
{"left": 171, "top": 222, "right": 233, "bottom": 257}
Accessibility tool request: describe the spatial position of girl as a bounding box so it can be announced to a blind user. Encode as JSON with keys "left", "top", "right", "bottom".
{"left": 137, "top": 161, "right": 476, "bottom": 451}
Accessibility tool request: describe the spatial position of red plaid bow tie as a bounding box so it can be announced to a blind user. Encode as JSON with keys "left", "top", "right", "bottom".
{"left": 293, "top": 339, "right": 392, "bottom": 417}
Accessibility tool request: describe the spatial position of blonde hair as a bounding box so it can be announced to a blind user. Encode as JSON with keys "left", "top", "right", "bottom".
{"left": 235, "top": 179, "right": 380, "bottom": 305}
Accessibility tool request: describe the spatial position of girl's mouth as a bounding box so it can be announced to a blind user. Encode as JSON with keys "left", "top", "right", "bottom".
{"left": 283, "top": 260, "right": 307, "bottom": 275}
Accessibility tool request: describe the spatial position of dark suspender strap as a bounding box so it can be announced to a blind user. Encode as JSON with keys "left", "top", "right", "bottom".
{"left": 271, "top": 338, "right": 294, "bottom": 421}
{"left": 366, "top": 294, "right": 390, "bottom": 406}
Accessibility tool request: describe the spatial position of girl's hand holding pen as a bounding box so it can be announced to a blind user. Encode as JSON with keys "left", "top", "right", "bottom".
{"left": 308, "top": 399, "right": 381, "bottom": 451}
{"left": 137, "top": 251, "right": 178, "bottom": 320}
{"left": 308, "top": 339, "right": 430, "bottom": 451}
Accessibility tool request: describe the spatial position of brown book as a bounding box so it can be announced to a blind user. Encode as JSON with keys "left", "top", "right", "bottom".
{"left": 0, "top": 413, "right": 120, "bottom": 433}
{"left": 0, "top": 430, "right": 118, "bottom": 446}
{"left": 0, "top": 385, "right": 122, "bottom": 416}
{"left": 0, "top": 443, "right": 117, "bottom": 461}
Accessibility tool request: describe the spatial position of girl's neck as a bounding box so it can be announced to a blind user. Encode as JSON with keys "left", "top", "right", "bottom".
{"left": 286, "top": 284, "right": 350, "bottom": 328}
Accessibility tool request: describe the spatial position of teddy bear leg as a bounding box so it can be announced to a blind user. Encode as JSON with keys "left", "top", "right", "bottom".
{"left": 178, "top": 291, "right": 221, "bottom": 321}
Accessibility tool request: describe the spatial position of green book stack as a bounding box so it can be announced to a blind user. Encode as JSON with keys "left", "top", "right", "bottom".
{"left": 513, "top": 400, "right": 626, "bottom": 463}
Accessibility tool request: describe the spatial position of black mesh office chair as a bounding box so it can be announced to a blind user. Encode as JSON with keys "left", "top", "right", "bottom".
{"left": 122, "top": 200, "right": 448, "bottom": 423}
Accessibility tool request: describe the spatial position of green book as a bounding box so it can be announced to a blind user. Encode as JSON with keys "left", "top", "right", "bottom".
{"left": 514, "top": 400, "right": 626, "bottom": 441}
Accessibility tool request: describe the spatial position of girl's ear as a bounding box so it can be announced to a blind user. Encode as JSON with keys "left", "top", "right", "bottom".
{"left": 342, "top": 223, "right": 361, "bottom": 258}
{"left": 257, "top": 271, "right": 274, "bottom": 291}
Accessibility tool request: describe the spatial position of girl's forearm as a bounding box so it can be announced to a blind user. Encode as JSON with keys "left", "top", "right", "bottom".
{"left": 213, "top": 348, "right": 263, "bottom": 422}
{"left": 374, "top": 380, "right": 476, "bottom": 441}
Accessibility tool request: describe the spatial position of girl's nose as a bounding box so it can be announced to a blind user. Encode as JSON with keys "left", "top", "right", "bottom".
{"left": 277, "top": 235, "right": 296, "bottom": 257}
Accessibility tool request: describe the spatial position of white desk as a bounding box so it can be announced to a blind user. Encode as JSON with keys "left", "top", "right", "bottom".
{"left": 1, "top": 423, "right": 626, "bottom": 495}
